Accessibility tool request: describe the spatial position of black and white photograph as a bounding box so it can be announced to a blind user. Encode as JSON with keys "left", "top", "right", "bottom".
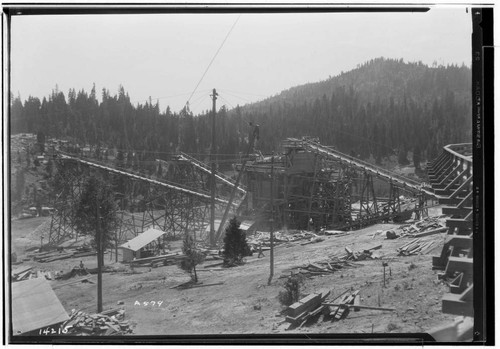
{"left": 3, "top": 3, "right": 491, "bottom": 344}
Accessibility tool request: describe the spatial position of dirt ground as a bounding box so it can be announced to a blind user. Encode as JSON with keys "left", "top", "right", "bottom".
{"left": 9, "top": 209, "right": 460, "bottom": 338}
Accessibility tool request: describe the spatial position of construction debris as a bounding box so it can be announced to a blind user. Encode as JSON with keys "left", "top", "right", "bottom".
{"left": 60, "top": 308, "right": 131, "bottom": 336}
{"left": 171, "top": 281, "right": 225, "bottom": 290}
{"left": 127, "top": 252, "right": 185, "bottom": 267}
{"left": 393, "top": 217, "right": 447, "bottom": 238}
{"left": 397, "top": 238, "right": 437, "bottom": 256}
{"left": 326, "top": 290, "right": 360, "bottom": 321}
{"left": 282, "top": 244, "right": 383, "bottom": 279}
{"left": 11, "top": 266, "right": 66, "bottom": 282}
{"left": 27, "top": 247, "right": 97, "bottom": 263}
{"left": 247, "top": 230, "right": 322, "bottom": 250}
{"left": 283, "top": 288, "right": 394, "bottom": 328}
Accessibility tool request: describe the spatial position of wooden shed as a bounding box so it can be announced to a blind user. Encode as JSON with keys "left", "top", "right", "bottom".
{"left": 118, "top": 227, "right": 167, "bottom": 262}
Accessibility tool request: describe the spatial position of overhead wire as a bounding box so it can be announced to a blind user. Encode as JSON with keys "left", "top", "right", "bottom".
{"left": 218, "top": 88, "right": 267, "bottom": 98}
{"left": 217, "top": 90, "right": 252, "bottom": 103}
{"left": 185, "top": 14, "right": 241, "bottom": 106}
{"left": 217, "top": 94, "right": 235, "bottom": 110}
{"left": 130, "top": 89, "right": 211, "bottom": 105}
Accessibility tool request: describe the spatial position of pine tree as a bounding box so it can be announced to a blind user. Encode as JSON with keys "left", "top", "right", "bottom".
{"left": 223, "top": 217, "right": 251, "bottom": 266}
{"left": 73, "top": 176, "right": 119, "bottom": 313}
{"left": 178, "top": 233, "right": 205, "bottom": 283}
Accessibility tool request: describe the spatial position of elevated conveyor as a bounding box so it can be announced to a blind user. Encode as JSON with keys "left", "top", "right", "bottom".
{"left": 58, "top": 152, "right": 233, "bottom": 205}
{"left": 293, "top": 138, "right": 440, "bottom": 199}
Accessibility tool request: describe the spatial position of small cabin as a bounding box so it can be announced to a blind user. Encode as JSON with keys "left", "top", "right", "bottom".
{"left": 118, "top": 227, "right": 167, "bottom": 262}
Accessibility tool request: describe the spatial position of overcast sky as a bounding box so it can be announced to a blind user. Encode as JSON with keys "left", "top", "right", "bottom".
{"left": 11, "top": 7, "right": 472, "bottom": 114}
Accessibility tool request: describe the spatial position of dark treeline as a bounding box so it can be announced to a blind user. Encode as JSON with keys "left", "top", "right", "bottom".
{"left": 10, "top": 57, "right": 472, "bottom": 168}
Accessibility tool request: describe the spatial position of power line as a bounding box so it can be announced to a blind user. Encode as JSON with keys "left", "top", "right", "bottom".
{"left": 218, "top": 88, "right": 267, "bottom": 98}
{"left": 130, "top": 89, "right": 211, "bottom": 105}
{"left": 218, "top": 90, "right": 252, "bottom": 103}
{"left": 218, "top": 94, "right": 235, "bottom": 110}
{"left": 185, "top": 15, "right": 241, "bottom": 106}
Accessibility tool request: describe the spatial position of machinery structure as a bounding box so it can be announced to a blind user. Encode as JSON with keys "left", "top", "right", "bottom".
{"left": 236, "top": 137, "right": 436, "bottom": 232}
{"left": 47, "top": 152, "right": 239, "bottom": 247}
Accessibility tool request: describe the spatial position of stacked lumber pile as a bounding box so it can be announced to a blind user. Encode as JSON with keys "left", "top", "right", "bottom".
{"left": 294, "top": 260, "right": 354, "bottom": 277}
{"left": 127, "top": 252, "right": 185, "bottom": 267}
{"left": 283, "top": 244, "right": 383, "bottom": 278}
{"left": 285, "top": 291, "right": 331, "bottom": 327}
{"left": 61, "top": 309, "right": 131, "bottom": 336}
{"left": 344, "top": 244, "right": 383, "bottom": 261}
{"left": 11, "top": 266, "right": 62, "bottom": 282}
{"left": 397, "top": 238, "right": 436, "bottom": 256}
{"left": 321, "top": 229, "right": 350, "bottom": 237}
{"left": 11, "top": 266, "right": 33, "bottom": 282}
{"left": 284, "top": 289, "right": 395, "bottom": 328}
{"left": 28, "top": 248, "right": 97, "bottom": 263}
{"left": 247, "top": 230, "right": 321, "bottom": 249}
{"left": 398, "top": 217, "right": 447, "bottom": 238}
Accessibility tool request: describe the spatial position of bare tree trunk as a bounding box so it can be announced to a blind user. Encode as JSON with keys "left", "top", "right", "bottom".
{"left": 97, "top": 208, "right": 103, "bottom": 313}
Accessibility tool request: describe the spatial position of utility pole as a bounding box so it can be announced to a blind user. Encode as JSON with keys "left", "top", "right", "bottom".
{"left": 96, "top": 205, "right": 103, "bottom": 313}
{"left": 268, "top": 153, "right": 275, "bottom": 285}
{"left": 210, "top": 88, "right": 218, "bottom": 247}
{"left": 214, "top": 124, "right": 259, "bottom": 243}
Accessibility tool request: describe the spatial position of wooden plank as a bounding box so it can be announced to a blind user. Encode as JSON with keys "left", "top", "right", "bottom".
{"left": 287, "top": 293, "right": 321, "bottom": 318}
{"left": 362, "top": 244, "right": 382, "bottom": 253}
{"left": 308, "top": 263, "right": 331, "bottom": 273}
{"left": 182, "top": 282, "right": 225, "bottom": 289}
{"left": 322, "top": 303, "right": 395, "bottom": 311}
{"left": 12, "top": 265, "right": 33, "bottom": 277}
{"left": 353, "top": 295, "right": 361, "bottom": 312}
{"left": 203, "top": 262, "right": 224, "bottom": 268}
{"left": 128, "top": 253, "right": 183, "bottom": 264}
{"left": 411, "top": 226, "right": 448, "bottom": 238}
{"left": 15, "top": 269, "right": 33, "bottom": 280}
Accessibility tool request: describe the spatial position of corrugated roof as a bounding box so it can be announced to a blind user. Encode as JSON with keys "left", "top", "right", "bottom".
{"left": 240, "top": 220, "right": 256, "bottom": 231}
{"left": 119, "top": 227, "right": 166, "bottom": 251}
{"left": 12, "top": 278, "right": 70, "bottom": 335}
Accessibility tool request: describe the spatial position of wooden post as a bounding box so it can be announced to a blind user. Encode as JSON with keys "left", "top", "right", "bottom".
{"left": 96, "top": 205, "right": 103, "bottom": 313}
{"left": 268, "top": 154, "right": 275, "bottom": 285}
{"left": 115, "top": 230, "right": 118, "bottom": 263}
{"left": 210, "top": 88, "right": 218, "bottom": 248}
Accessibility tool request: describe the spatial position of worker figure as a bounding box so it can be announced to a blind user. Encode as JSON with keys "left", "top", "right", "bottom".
{"left": 79, "top": 260, "right": 85, "bottom": 270}
{"left": 257, "top": 244, "right": 265, "bottom": 258}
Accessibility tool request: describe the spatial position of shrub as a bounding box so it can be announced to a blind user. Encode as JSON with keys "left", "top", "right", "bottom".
{"left": 278, "top": 274, "right": 304, "bottom": 306}
{"left": 387, "top": 322, "right": 400, "bottom": 332}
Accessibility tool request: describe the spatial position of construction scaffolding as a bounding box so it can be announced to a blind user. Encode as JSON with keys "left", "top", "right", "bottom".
{"left": 48, "top": 153, "right": 234, "bottom": 246}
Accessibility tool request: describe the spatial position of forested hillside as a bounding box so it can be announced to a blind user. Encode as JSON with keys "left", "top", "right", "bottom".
{"left": 10, "top": 57, "right": 472, "bottom": 168}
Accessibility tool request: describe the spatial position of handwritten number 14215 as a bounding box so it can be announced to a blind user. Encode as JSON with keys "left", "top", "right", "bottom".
{"left": 39, "top": 327, "right": 68, "bottom": 335}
